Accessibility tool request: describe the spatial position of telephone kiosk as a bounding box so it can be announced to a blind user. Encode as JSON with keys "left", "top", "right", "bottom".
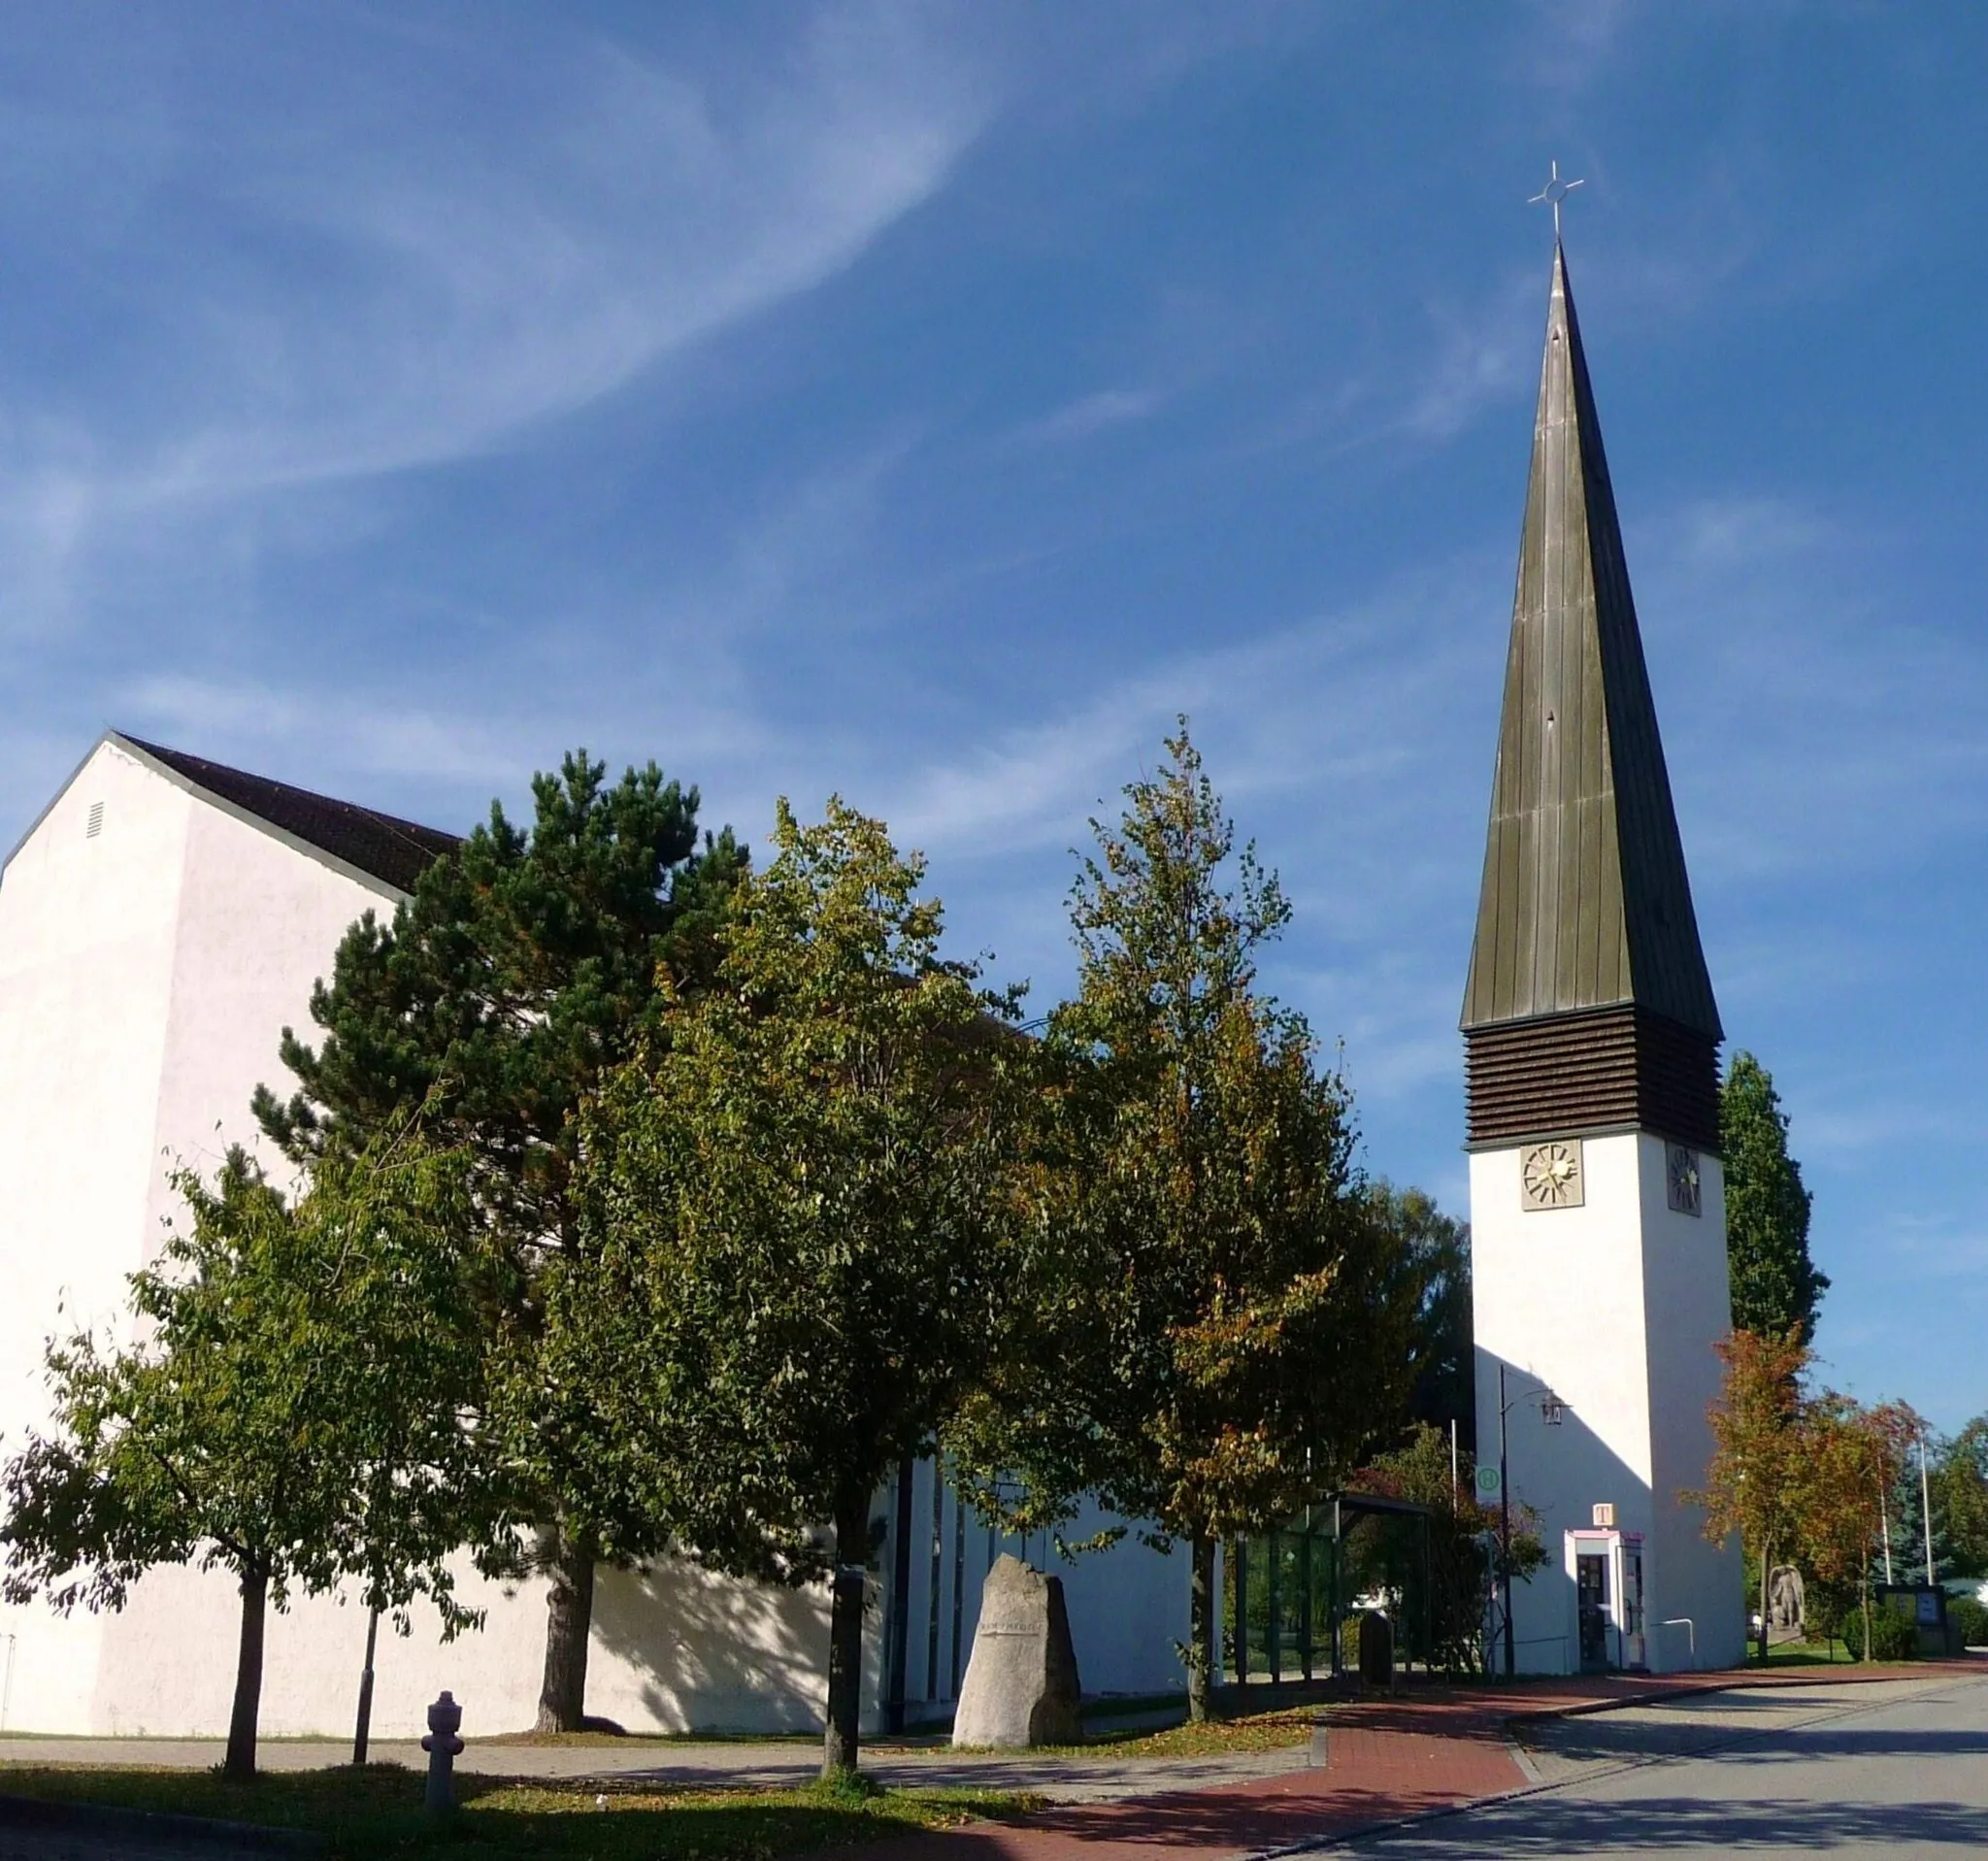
{"left": 1564, "top": 1504, "right": 1646, "bottom": 1673}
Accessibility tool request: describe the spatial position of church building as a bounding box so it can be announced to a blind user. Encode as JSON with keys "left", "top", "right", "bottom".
{"left": 0, "top": 732, "right": 1186, "bottom": 1738}
{"left": 1464, "top": 244, "right": 1746, "bottom": 1675}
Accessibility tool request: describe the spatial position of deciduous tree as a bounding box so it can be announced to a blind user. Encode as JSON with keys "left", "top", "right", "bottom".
{"left": 576, "top": 798, "right": 1027, "bottom": 1780}
{"left": 1367, "top": 1183, "right": 1474, "bottom": 1440}
{"left": 951, "top": 722, "right": 1418, "bottom": 1723}
{"left": 1356, "top": 1422, "right": 1542, "bottom": 1673}
{"left": 0, "top": 1140, "right": 489, "bottom": 1778}
{"left": 252, "top": 750, "right": 743, "bottom": 1732}
{"left": 1688, "top": 1327, "right": 1811, "bottom": 1663}
{"left": 1802, "top": 1393, "right": 1920, "bottom": 1661}
{"left": 1930, "top": 1419, "right": 1988, "bottom": 1579}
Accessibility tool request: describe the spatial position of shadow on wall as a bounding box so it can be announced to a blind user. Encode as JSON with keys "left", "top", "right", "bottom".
{"left": 1481, "top": 1347, "right": 1663, "bottom": 1677}
{"left": 590, "top": 1557, "right": 834, "bottom": 1735}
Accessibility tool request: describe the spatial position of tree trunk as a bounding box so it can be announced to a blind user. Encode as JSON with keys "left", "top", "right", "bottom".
{"left": 1758, "top": 1555, "right": 1772, "bottom": 1665}
{"left": 1187, "top": 1532, "right": 1215, "bottom": 1724}
{"left": 225, "top": 1561, "right": 269, "bottom": 1780}
{"left": 535, "top": 1523, "right": 597, "bottom": 1734}
{"left": 822, "top": 1492, "right": 870, "bottom": 1780}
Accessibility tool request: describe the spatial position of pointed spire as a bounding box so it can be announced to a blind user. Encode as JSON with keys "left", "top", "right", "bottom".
{"left": 1462, "top": 245, "right": 1720, "bottom": 1041}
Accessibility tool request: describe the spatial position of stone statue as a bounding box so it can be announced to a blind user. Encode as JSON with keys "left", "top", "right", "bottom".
{"left": 1768, "top": 1565, "right": 1806, "bottom": 1637}
{"left": 952, "top": 1555, "right": 1083, "bottom": 1747}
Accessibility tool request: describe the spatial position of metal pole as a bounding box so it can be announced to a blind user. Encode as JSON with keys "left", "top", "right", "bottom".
{"left": 1450, "top": 1419, "right": 1459, "bottom": 1505}
{"left": 351, "top": 1605, "right": 381, "bottom": 1766}
{"left": 1299, "top": 1521, "right": 1314, "bottom": 1681}
{"left": 1880, "top": 1490, "right": 1895, "bottom": 1587}
{"left": 1921, "top": 1435, "right": 1938, "bottom": 1586}
{"left": 1500, "top": 1363, "right": 1514, "bottom": 1678}
{"left": 1235, "top": 1537, "right": 1250, "bottom": 1691}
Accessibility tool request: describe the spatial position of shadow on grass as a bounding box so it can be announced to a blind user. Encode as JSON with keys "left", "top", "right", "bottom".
{"left": 0, "top": 1763, "right": 1029, "bottom": 1860}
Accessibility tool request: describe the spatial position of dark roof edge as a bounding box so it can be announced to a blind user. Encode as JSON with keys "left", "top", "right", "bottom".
{"left": 1, "top": 730, "right": 432, "bottom": 904}
{"left": 110, "top": 734, "right": 446, "bottom": 903}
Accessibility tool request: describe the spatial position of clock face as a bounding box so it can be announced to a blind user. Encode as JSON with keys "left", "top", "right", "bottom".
{"left": 1520, "top": 1139, "right": 1583, "bottom": 1211}
{"left": 1667, "top": 1145, "right": 1702, "bottom": 1216}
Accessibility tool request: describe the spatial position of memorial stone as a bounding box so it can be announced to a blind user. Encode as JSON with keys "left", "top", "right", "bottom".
{"left": 951, "top": 1554, "right": 1083, "bottom": 1747}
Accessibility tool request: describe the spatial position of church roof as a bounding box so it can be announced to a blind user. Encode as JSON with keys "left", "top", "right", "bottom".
{"left": 115, "top": 734, "right": 458, "bottom": 896}
{"left": 1461, "top": 245, "right": 1721, "bottom": 1040}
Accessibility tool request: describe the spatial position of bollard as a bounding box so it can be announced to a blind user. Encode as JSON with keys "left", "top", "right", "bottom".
{"left": 422, "top": 1690, "right": 464, "bottom": 1816}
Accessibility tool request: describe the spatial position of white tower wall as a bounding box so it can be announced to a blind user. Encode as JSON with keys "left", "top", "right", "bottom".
{"left": 1472, "top": 1132, "right": 1745, "bottom": 1673}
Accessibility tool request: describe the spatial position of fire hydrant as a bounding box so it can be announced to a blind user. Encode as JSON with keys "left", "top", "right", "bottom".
{"left": 422, "top": 1690, "right": 465, "bottom": 1816}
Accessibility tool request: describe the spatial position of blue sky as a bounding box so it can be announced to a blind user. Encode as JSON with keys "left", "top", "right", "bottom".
{"left": 4, "top": 2, "right": 1986, "bottom": 1427}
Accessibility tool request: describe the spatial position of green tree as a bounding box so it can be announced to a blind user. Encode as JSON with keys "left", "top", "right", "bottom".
{"left": 0, "top": 1140, "right": 489, "bottom": 1778}
{"left": 577, "top": 798, "right": 1026, "bottom": 1779}
{"left": 952, "top": 722, "right": 1418, "bottom": 1723}
{"left": 1931, "top": 1419, "right": 1988, "bottom": 1578}
{"left": 1721, "top": 1053, "right": 1828, "bottom": 1341}
{"left": 251, "top": 750, "right": 743, "bottom": 1732}
{"left": 1367, "top": 1182, "right": 1474, "bottom": 1440}
{"left": 1356, "top": 1422, "right": 1541, "bottom": 1674}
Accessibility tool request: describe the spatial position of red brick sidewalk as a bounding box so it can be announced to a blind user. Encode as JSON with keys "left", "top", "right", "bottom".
{"left": 874, "top": 1660, "right": 1987, "bottom": 1861}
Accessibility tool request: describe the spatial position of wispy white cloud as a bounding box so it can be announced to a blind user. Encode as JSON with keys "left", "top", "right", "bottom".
{"left": 1004, "top": 387, "right": 1163, "bottom": 448}
{"left": 0, "top": 1, "right": 999, "bottom": 637}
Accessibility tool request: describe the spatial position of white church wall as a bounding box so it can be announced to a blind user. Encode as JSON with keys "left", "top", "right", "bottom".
{"left": 1, "top": 740, "right": 1193, "bottom": 1737}
{"left": 141, "top": 778, "right": 398, "bottom": 1236}
{"left": 0, "top": 742, "right": 198, "bottom": 1730}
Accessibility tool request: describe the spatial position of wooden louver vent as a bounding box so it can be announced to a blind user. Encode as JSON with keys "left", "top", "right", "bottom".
{"left": 1464, "top": 1006, "right": 1720, "bottom": 1153}
{"left": 85, "top": 800, "right": 105, "bottom": 839}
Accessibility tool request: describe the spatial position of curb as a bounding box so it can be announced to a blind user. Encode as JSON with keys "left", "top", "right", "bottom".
{"left": 0, "top": 1791, "right": 327, "bottom": 1855}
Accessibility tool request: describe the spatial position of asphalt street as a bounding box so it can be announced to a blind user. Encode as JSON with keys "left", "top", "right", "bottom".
{"left": 1341, "top": 1672, "right": 1988, "bottom": 1855}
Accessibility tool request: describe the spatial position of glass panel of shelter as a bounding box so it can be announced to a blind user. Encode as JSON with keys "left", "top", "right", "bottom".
{"left": 1224, "top": 1495, "right": 1435, "bottom": 1684}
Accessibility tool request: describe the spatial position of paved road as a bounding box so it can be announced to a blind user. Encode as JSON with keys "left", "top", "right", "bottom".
{"left": 1340, "top": 1671, "right": 1988, "bottom": 1855}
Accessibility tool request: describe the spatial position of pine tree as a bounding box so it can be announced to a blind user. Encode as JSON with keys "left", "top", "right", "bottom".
{"left": 1721, "top": 1052, "right": 1829, "bottom": 1342}
{"left": 252, "top": 749, "right": 744, "bottom": 1732}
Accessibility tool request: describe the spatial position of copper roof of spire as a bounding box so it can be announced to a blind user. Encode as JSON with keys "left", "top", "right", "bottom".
{"left": 1461, "top": 244, "right": 1720, "bottom": 1040}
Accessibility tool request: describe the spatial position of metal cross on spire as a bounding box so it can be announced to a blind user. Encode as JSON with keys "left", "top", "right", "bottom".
{"left": 1528, "top": 159, "right": 1585, "bottom": 240}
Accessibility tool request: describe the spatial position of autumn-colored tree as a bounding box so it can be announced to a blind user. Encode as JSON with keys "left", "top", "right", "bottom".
{"left": 1802, "top": 1394, "right": 1921, "bottom": 1661}
{"left": 1688, "top": 1328, "right": 1813, "bottom": 1664}
{"left": 950, "top": 722, "right": 1418, "bottom": 1722}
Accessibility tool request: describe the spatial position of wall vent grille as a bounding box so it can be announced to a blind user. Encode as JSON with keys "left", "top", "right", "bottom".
{"left": 85, "top": 801, "right": 105, "bottom": 839}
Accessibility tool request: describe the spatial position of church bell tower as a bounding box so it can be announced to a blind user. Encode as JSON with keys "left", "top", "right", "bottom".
{"left": 1465, "top": 242, "right": 1744, "bottom": 1675}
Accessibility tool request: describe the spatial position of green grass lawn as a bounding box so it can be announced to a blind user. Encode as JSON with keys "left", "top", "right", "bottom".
{"left": 0, "top": 1763, "right": 1034, "bottom": 1860}
{"left": 1751, "top": 1637, "right": 1867, "bottom": 1665}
